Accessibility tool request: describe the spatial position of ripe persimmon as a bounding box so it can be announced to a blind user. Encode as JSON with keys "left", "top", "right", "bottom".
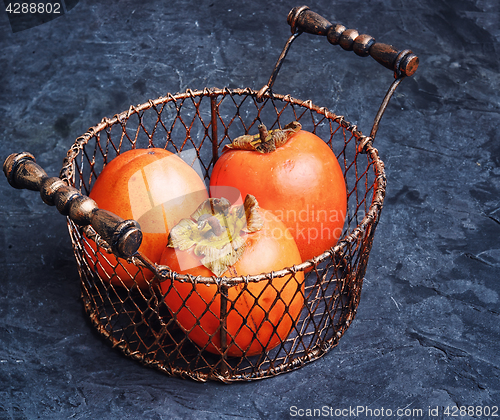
{"left": 159, "top": 195, "right": 304, "bottom": 356}
{"left": 85, "top": 148, "right": 209, "bottom": 289}
{"left": 209, "top": 122, "right": 347, "bottom": 261}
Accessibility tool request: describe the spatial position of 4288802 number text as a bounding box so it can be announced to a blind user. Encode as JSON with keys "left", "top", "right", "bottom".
{"left": 5, "top": 3, "right": 61, "bottom": 14}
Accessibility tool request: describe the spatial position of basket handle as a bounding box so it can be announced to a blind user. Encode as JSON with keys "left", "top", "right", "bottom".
{"left": 257, "top": 5, "right": 419, "bottom": 143}
{"left": 287, "top": 5, "right": 419, "bottom": 77}
{"left": 3, "top": 152, "right": 142, "bottom": 259}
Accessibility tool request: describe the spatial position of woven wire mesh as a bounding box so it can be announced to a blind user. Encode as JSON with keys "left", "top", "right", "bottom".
{"left": 60, "top": 87, "right": 385, "bottom": 382}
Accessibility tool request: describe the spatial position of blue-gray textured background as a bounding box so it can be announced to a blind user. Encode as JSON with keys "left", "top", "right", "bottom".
{"left": 1, "top": 0, "right": 499, "bottom": 419}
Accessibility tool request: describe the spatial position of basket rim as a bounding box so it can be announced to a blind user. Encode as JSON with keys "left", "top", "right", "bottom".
{"left": 61, "top": 87, "right": 387, "bottom": 285}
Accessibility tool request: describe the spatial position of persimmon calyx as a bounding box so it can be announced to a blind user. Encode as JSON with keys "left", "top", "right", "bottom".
{"left": 223, "top": 121, "right": 302, "bottom": 153}
{"left": 167, "top": 194, "right": 264, "bottom": 276}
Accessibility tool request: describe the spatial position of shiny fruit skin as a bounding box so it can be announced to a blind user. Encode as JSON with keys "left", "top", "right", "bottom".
{"left": 85, "top": 148, "right": 209, "bottom": 289}
{"left": 159, "top": 210, "right": 304, "bottom": 356}
{"left": 210, "top": 130, "right": 347, "bottom": 261}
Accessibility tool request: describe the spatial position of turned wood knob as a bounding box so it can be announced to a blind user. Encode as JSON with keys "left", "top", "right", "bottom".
{"left": 287, "top": 5, "right": 419, "bottom": 77}
{"left": 3, "top": 152, "right": 142, "bottom": 259}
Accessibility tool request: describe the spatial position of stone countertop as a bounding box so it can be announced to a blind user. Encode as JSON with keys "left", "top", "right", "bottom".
{"left": 1, "top": 0, "right": 499, "bottom": 419}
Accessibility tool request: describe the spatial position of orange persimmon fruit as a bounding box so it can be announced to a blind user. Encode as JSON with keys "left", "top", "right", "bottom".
{"left": 209, "top": 121, "right": 347, "bottom": 261}
{"left": 85, "top": 148, "right": 209, "bottom": 289}
{"left": 159, "top": 195, "right": 304, "bottom": 356}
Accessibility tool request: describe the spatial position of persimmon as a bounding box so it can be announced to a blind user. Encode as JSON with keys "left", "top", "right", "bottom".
{"left": 159, "top": 195, "right": 304, "bottom": 356}
{"left": 85, "top": 148, "right": 209, "bottom": 289}
{"left": 209, "top": 121, "right": 347, "bottom": 261}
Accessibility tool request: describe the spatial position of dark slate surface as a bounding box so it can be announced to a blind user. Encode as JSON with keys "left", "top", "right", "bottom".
{"left": 1, "top": 0, "right": 499, "bottom": 419}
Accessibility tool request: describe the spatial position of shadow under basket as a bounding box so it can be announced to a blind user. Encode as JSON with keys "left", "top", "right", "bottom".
{"left": 3, "top": 6, "right": 418, "bottom": 382}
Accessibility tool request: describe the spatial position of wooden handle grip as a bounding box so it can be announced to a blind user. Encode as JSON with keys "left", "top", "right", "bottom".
{"left": 287, "top": 5, "right": 419, "bottom": 77}
{"left": 3, "top": 152, "right": 142, "bottom": 258}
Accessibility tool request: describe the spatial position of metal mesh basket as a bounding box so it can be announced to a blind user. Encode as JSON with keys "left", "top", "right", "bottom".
{"left": 3, "top": 6, "right": 418, "bottom": 382}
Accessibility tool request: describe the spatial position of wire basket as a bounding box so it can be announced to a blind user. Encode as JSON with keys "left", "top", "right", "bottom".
{"left": 3, "top": 6, "right": 418, "bottom": 382}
